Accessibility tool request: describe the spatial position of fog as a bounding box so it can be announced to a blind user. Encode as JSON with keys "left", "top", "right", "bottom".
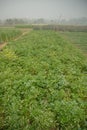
{"left": 0, "top": 0, "right": 87, "bottom": 20}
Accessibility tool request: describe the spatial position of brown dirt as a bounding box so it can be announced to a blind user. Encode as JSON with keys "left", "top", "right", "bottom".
{"left": 0, "top": 42, "right": 7, "bottom": 50}
{"left": 14, "top": 31, "right": 29, "bottom": 41}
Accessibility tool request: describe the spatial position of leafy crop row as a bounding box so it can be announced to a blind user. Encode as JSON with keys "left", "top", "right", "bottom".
{"left": 0, "top": 30, "right": 87, "bottom": 130}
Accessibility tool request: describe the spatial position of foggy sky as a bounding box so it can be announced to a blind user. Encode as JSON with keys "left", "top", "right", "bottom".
{"left": 0, "top": 0, "right": 87, "bottom": 20}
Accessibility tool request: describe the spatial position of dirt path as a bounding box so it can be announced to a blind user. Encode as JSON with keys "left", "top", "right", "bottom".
{"left": 0, "top": 42, "right": 7, "bottom": 50}
{"left": 14, "top": 30, "right": 29, "bottom": 41}
{"left": 0, "top": 29, "right": 31, "bottom": 50}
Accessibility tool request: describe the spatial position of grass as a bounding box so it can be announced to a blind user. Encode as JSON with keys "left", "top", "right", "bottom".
{"left": 60, "top": 32, "right": 87, "bottom": 54}
{"left": 0, "top": 30, "right": 87, "bottom": 130}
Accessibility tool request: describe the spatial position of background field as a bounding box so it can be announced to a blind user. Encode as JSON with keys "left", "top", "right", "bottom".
{"left": 15, "top": 24, "right": 87, "bottom": 32}
{"left": 60, "top": 32, "right": 87, "bottom": 54}
{"left": 0, "top": 28, "right": 87, "bottom": 130}
{"left": 15, "top": 24, "right": 87, "bottom": 54}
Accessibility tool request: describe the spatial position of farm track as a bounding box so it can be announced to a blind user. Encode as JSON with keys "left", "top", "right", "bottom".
{"left": 0, "top": 42, "right": 7, "bottom": 50}
{"left": 0, "top": 29, "right": 31, "bottom": 50}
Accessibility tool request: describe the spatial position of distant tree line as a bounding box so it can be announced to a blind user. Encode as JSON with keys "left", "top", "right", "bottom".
{"left": 0, "top": 17, "right": 87, "bottom": 26}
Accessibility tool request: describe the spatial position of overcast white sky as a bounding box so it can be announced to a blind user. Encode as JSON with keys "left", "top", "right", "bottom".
{"left": 0, "top": 0, "right": 87, "bottom": 19}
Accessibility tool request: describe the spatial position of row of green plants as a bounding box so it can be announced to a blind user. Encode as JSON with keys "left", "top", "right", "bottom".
{"left": 0, "top": 30, "right": 87, "bottom": 130}
{"left": 0, "top": 29, "right": 22, "bottom": 43}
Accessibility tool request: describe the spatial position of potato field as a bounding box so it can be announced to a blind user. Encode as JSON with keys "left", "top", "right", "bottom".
{"left": 0, "top": 28, "right": 87, "bottom": 130}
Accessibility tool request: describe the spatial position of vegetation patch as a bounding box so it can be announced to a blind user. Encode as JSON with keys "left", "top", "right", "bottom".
{"left": 0, "top": 28, "right": 22, "bottom": 43}
{"left": 0, "top": 30, "right": 87, "bottom": 130}
{"left": 60, "top": 32, "right": 87, "bottom": 54}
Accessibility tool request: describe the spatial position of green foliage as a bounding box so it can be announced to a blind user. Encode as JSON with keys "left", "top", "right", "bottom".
{"left": 0, "top": 30, "right": 87, "bottom": 130}
{"left": 0, "top": 28, "right": 22, "bottom": 42}
{"left": 60, "top": 32, "right": 87, "bottom": 53}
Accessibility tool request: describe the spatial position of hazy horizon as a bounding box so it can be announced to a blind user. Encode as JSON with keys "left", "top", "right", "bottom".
{"left": 0, "top": 0, "right": 87, "bottom": 20}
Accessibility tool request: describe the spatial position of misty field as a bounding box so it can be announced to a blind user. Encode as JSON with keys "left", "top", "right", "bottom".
{"left": 0, "top": 29, "right": 87, "bottom": 130}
